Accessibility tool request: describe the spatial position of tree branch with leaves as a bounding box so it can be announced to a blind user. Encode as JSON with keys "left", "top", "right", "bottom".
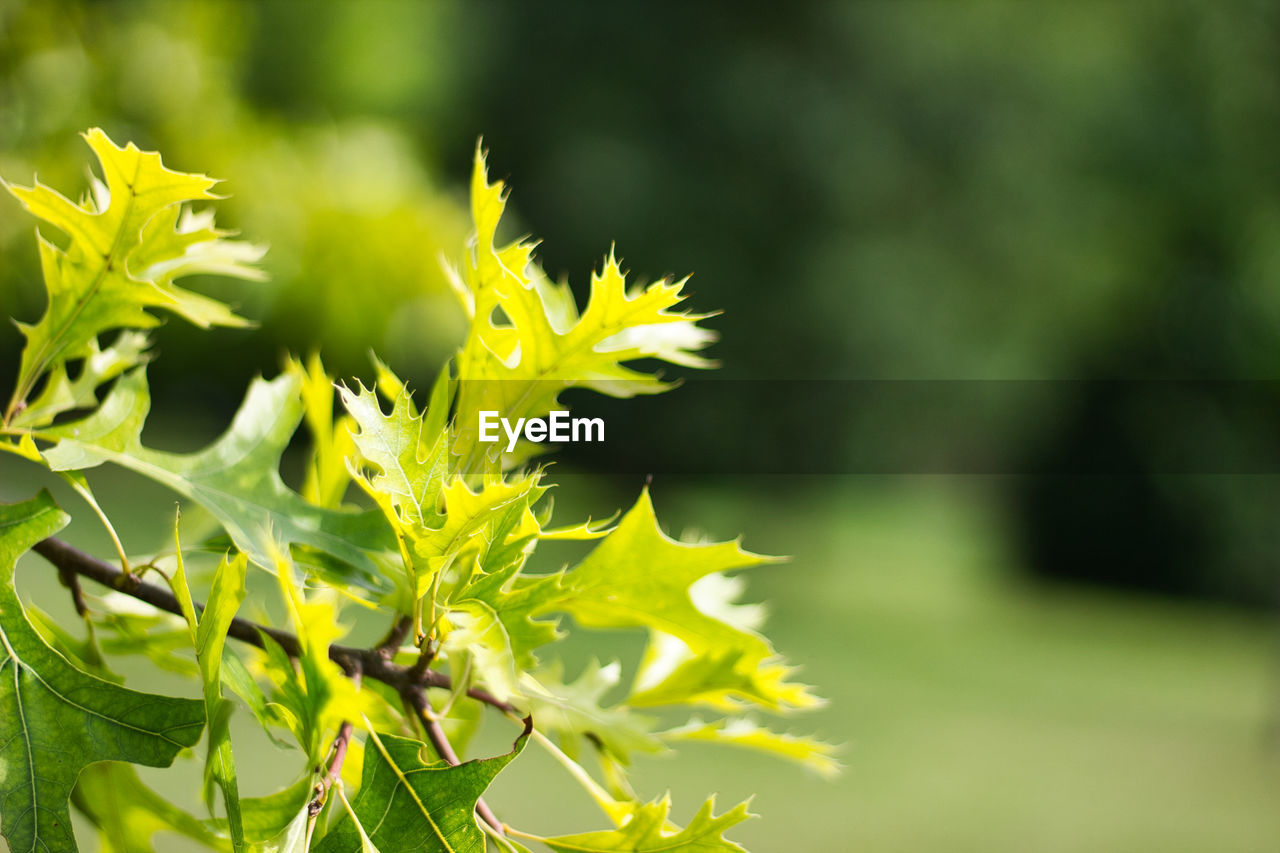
{"left": 0, "top": 130, "right": 834, "bottom": 852}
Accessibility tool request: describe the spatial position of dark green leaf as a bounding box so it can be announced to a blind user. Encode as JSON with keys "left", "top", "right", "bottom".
{"left": 314, "top": 721, "right": 530, "bottom": 853}
{"left": 0, "top": 492, "right": 206, "bottom": 853}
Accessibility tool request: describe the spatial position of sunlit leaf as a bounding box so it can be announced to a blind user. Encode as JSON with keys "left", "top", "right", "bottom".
{"left": 450, "top": 562, "right": 564, "bottom": 672}
{"left": 295, "top": 353, "right": 358, "bottom": 510}
{"left": 171, "top": 533, "right": 249, "bottom": 850}
{"left": 542, "top": 796, "right": 754, "bottom": 853}
{"left": 549, "top": 490, "right": 820, "bottom": 713}
{"left": 5, "top": 128, "right": 262, "bottom": 411}
{"left": 262, "top": 566, "right": 378, "bottom": 764}
{"left": 11, "top": 331, "right": 151, "bottom": 430}
{"left": 450, "top": 149, "right": 716, "bottom": 469}
{"left": 661, "top": 716, "right": 841, "bottom": 780}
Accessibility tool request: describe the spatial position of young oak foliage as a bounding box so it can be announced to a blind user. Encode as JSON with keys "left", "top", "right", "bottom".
{"left": 4, "top": 128, "right": 263, "bottom": 422}
{"left": 0, "top": 131, "right": 833, "bottom": 852}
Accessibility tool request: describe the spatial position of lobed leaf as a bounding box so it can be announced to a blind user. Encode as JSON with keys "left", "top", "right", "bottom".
{"left": 10, "top": 331, "right": 151, "bottom": 430}
{"left": 548, "top": 490, "right": 821, "bottom": 713}
{"left": 449, "top": 562, "right": 564, "bottom": 673}
{"left": 0, "top": 492, "right": 206, "bottom": 853}
{"left": 409, "top": 474, "right": 543, "bottom": 594}
{"left": 449, "top": 150, "right": 716, "bottom": 470}
{"left": 6, "top": 128, "right": 263, "bottom": 412}
{"left": 541, "top": 796, "right": 753, "bottom": 853}
{"left": 313, "top": 723, "right": 530, "bottom": 853}
{"left": 519, "top": 660, "right": 664, "bottom": 765}
{"left": 340, "top": 380, "right": 448, "bottom": 532}
{"left": 661, "top": 717, "right": 841, "bottom": 780}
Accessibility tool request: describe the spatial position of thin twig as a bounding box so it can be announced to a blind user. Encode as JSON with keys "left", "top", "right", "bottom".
{"left": 310, "top": 720, "right": 355, "bottom": 818}
{"left": 56, "top": 564, "right": 89, "bottom": 618}
{"left": 31, "top": 536, "right": 520, "bottom": 714}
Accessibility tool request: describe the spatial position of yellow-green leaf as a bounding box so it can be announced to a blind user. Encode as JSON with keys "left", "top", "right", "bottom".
{"left": 549, "top": 490, "right": 820, "bottom": 713}
{"left": 11, "top": 331, "right": 151, "bottom": 430}
{"left": 541, "top": 796, "right": 754, "bottom": 853}
{"left": 6, "top": 128, "right": 263, "bottom": 412}
{"left": 520, "top": 660, "right": 664, "bottom": 765}
{"left": 340, "top": 379, "right": 448, "bottom": 531}
{"left": 295, "top": 353, "right": 357, "bottom": 510}
{"left": 450, "top": 150, "right": 715, "bottom": 470}
{"left": 171, "top": 534, "right": 250, "bottom": 851}
{"left": 661, "top": 717, "right": 841, "bottom": 780}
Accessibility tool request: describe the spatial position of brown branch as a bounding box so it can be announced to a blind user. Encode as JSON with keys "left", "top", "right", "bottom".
{"left": 36, "top": 539, "right": 537, "bottom": 842}
{"left": 30, "top": 536, "right": 519, "bottom": 714}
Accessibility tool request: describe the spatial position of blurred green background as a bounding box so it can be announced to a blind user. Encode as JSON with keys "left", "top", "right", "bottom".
{"left": 2, "top": 0, "right": 1279, "bottom": 850}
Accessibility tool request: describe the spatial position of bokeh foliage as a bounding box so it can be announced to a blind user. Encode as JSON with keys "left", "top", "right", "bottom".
{"left": 3, "top": 2, "right": 1279, "bottom": 594}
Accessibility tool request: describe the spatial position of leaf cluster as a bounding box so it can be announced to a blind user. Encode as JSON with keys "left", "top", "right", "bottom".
{"left": 0, "top": 131, "right": 833, "bottom": 852}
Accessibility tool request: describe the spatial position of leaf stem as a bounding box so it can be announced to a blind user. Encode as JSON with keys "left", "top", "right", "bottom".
{"left": 529, "top": 727, "right": 628, "bottom": 826}
{"left": 59, "top": 472, "right": 133, "bottom": 574}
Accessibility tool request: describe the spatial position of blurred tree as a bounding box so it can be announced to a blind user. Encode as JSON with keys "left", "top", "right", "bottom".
{"left": 3, "top": 0, "right": 1278, "bottom": 601}
{"left": 0, "top": 0, "right": 469, "bottom": 408}
{"left": 451, "top": 0, "right": 1280, "bottom": 602}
